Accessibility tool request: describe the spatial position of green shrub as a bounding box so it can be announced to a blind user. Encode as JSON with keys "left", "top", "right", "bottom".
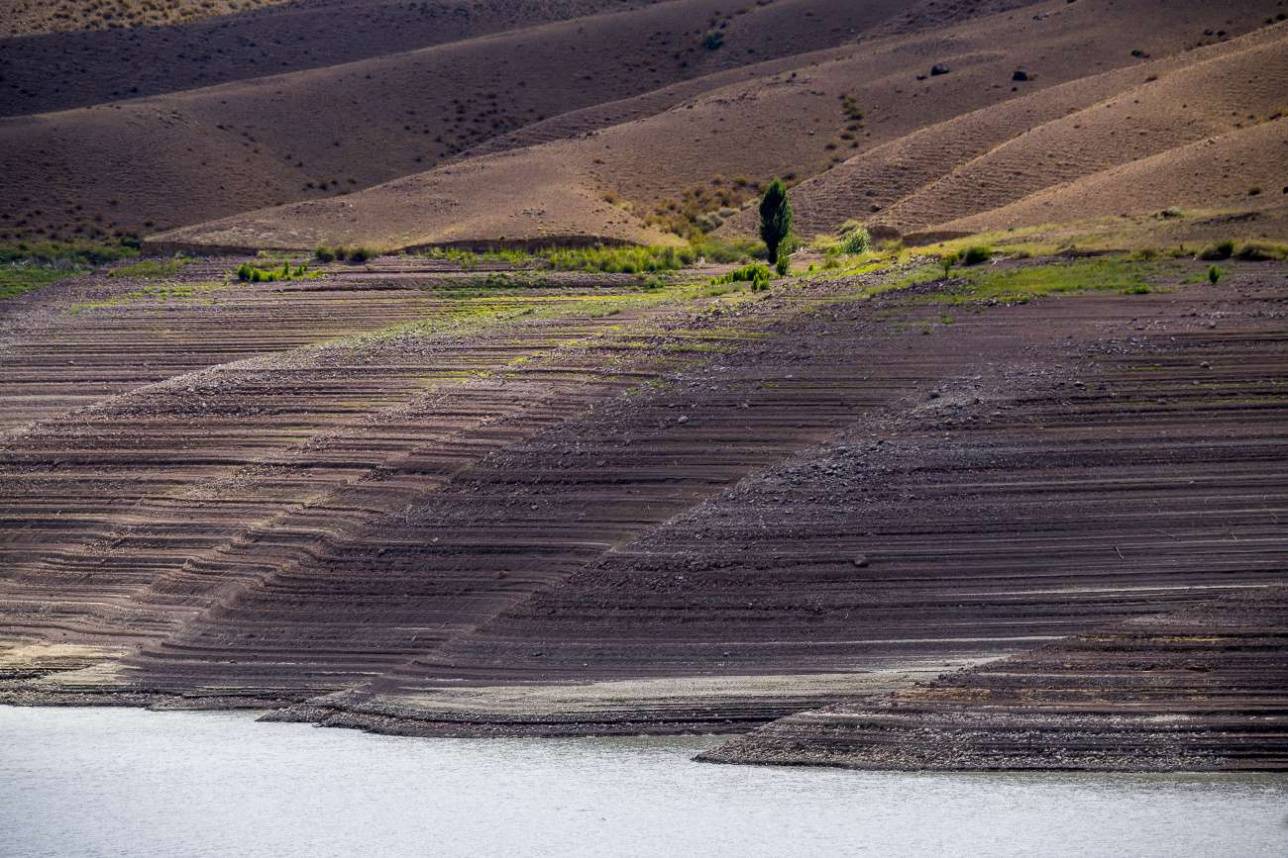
{"left": 234, "top": 261, "right": 316, "bottom": 282}
{"left": 347, "top": 247, "right": 374, "bottom": 263}
{"left": 775, "top": 255, "right": 790, "bottom": 276}
{"left": 1198, "top": 240, "right": 1235, "bottom": 261}
{"left": 314, "top": 246, "right": 336, "bottom": 263}
{"left": 961, "top": 245, "right": 992, "bottom": 266}
{"left": 838, "top": 222, "right": 870, "bottom": 255}
{"left": 702, "top": 30, "right": 724, "bottom": 50}
{"left": 1208, "top": 265, "right": 1222, "bottom": 284}
{"left": 717, "top": 262, "right": 772, "bottom": 291}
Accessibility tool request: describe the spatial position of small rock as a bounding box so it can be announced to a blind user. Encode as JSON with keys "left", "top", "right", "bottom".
{"left": 930, "top": 63, "right": 951, "bottom": 76}
{"left": 853, "top": 555, "right": 870, "bottom": 568}
{"left": 676, "top": 415, "right": 689, "bottom": 424}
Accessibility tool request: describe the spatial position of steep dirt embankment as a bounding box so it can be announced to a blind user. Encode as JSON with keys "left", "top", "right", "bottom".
{"left": 701, "top": 587, "right": 1288, "bottom": 771}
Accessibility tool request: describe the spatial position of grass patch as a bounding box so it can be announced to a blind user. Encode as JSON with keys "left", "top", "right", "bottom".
{"left": 937, "top": 257, "right": 1153, "bottom": 302}
{"left": 540, "top": 244, "right": 697, "bottom": 273}
{"left": 0, "top": 239, "right": 144, "bottom": 301}
{"left": 72, "top": 280, "right": 227, "bottom": 312}
{"left": 0, "top": 264, "right": 75, "bottom": 300}
{"left": 108, "top": 256, "right": 190, "bottom": 279}
{"left": 0, "top": 239, "right": 138, "bottom": 267}
{"left": 930, "top": 257, "right": 1158, "bottom": 304}
{"left": 415, "top": 239, "right": 756, "bottom": 273}
{"left": 419, "top": 247, "right": 536, "bottom": 269}
{"left": 313, "top": 246, "right": 377, "bottom": 263}
{"left": 1233, "top": 241, "right": 1288, "bottom": 261}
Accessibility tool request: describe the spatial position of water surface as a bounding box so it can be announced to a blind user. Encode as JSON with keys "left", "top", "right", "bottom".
{"left": 2, "top": 706, "right": 1285, "bottom": 857}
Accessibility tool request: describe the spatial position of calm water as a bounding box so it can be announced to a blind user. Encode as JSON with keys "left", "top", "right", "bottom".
{"left": 2, "top": 706, "right": 1285, "bottom": 857}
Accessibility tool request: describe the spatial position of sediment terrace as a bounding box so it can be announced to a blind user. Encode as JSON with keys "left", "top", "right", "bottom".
{"left": 2, "top": 254, "right": 1286, "bottom": 769}
{"left": 701, "top": 587, "right": 1288, "bottom": 771}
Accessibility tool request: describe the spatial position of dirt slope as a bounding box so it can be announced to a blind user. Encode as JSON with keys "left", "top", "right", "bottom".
{"left": 0, "top": 0, "right": 938, "bottom": 243}
{"left": 942, "top": 117, "right": 1288, "bottom": 232}
{"left": 152, "top": 0, "right": 1283, "bottom": 251}
{"left": 715, "top": 18, "right": 1288, "bottom": 238}
{"left": 0, "top": 0, "right": 663, "bottom": 117}
{"left": 156, "top": 0, "right": 1286, "bottom": 252}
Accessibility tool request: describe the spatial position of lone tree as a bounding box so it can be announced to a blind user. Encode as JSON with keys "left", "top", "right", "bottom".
{"left": 759, "top": 178, "right": 792, "bottom": 265}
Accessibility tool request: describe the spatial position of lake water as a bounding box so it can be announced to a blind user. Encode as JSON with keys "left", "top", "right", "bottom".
{"left": 2, "top": 706, "right": 1285, "bottom": 857}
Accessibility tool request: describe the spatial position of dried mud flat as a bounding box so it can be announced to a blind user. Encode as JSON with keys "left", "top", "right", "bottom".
{"left": 2, "top": 256, "right": 1286, "bottom": 771}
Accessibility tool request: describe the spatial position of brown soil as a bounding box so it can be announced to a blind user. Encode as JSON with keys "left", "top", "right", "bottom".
{"left": 3, "top": 255, "right": 1286, "bottom": 770}
{"left": 7, "top": 0, "right": 1285, "bottom": 250}
{"left": 701, "top": 587, "right": 1288, "bottom": 771}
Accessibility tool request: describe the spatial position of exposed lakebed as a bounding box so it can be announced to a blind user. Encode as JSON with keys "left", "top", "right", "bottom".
{"left": 2, "top": 706, "right": 1285, "bottom": 857}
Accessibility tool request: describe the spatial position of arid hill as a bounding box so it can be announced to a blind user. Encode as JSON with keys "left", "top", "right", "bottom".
{"left": 0, "top": 0, "right": 952, "bottom": 242}
{"left": 155, "top": 0, "right": 1288, "bottom": 251}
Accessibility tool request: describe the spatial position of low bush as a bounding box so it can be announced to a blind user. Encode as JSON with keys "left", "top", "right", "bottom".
{"left": 314, "top": 246, "right": 336, "bottom": 263}
{"left": 1208, "top": 265, "right": 1223, "bottom": 284}
{"left": 235, "top": 260, "right": 317, "bottom": 282}
{"left": 837, "top": 221, "right": 870, "bottom": 255}
{"left": 716, "top": 262, "right": 772, "bottom": 291}
{"left": 1197, "top": 240, "right": 1235, "bottom": 261}
{"left": 961, "top": 245, "right": 992, "bottom": 266}
{"left": 940, "top": 253, "right": 958, "bottom": 279}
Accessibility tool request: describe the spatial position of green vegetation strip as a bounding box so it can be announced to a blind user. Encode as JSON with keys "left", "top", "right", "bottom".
{"left": 929, "top": 257, "right": 1161, "bottom": 304}
{"left": 0, "top": 265, "right": 75, "bottom": 301}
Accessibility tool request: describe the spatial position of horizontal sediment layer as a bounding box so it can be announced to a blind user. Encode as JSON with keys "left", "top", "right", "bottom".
{"left": 700, "top": 587, "right": 1288, "bottom": 771}
{"left": 3, "top": 256, "right": 1287, "bottom": 763}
